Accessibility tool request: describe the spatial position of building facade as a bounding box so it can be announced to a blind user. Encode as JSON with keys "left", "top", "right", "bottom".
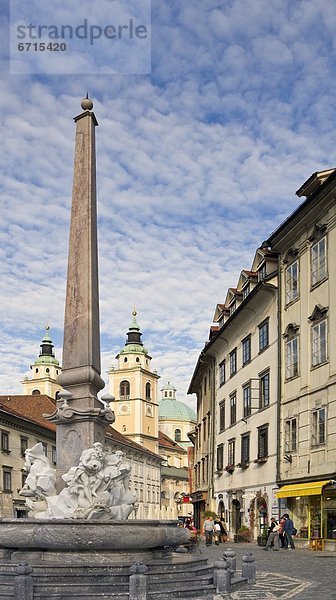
{"left": 189, "top": 248, "right": 278, "bottom": 538}
{"left": 267, "top": 168, "right": 336, "bottom": 549}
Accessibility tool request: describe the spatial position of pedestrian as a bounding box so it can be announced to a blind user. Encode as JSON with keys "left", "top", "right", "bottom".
{"left": 278, "top": 514, "right": 287, "bottom": 548}
{"left": 264, "top": 518, "right": 281, "bottom": 551}
{"left": 214, "top": 519, "right": 221, "bottom": 545}
{"left": 203, "top": 515, "right": 215, "bottom": 546}
{"left": 283, "top": 513, "right": 296, "bottom": 550}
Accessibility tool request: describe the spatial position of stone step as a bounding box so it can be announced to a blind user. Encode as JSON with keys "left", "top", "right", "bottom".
{"left": 35, "top": 595, "right": 128, "bottom": 600}
{"left": 149, "top": 575, "right": 213, "bottom": 591}
{"left": 34, "top": 582, "right": 129, "bottom": 595}
{"left": 148, "top": 584, "right": 216, "bottom": 599}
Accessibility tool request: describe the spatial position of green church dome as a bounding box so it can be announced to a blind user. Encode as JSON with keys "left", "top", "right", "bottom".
{"left": 159, "top": 382, "right": 196, "bottom": 422}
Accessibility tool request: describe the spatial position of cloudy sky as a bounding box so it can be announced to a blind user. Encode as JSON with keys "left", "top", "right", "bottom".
{"left": 1, "top": 0, "right": 336, "bottom": 409}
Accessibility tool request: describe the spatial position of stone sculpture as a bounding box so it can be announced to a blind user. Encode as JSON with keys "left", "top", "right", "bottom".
{"left": 20, "top": 442, "right": 57, "bottom": 499}
{"left": 20, "top": 442, "right": 137, "bottom": 520}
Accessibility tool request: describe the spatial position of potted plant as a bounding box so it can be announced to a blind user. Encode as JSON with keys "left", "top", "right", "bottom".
{"left": 234, "top": 525, "right": 251, "bottom": 543}
{"left": 257, "top": 527, "right": 268, "bottom": 546}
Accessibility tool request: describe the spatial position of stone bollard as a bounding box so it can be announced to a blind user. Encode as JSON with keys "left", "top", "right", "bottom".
{"left": 242, "top": 552, "right": 256, "bottom": 584}
{"left": 214, "top": 559, "right": 232, "bottom": 593}
{"left": 14, "top": 563, "right": 33, "bottom": 600}
{"left": 223, "top": 547, "right": 236, "bottom": 573}
{"left": 129, "top": 562, "right": 148, "bottom": 600}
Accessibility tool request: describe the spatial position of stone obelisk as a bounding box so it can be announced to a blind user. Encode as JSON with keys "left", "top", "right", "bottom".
{"left": 48, "top": 97, "right": 114, "bottom": 486}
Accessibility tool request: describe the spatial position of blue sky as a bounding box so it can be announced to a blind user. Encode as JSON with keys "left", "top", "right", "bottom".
{"left": 1, "top": 0, "right": 336, "bottom": 409}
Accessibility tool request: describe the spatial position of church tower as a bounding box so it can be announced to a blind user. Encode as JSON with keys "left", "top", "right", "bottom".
{"left": 108, "top": 310, "right": 160, "bottom": 454}
{"left": 21, "top": 326, "right": 62, "bottom": 399}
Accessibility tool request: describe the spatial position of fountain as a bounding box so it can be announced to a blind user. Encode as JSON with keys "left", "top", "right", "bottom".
{"left": 0, "top": 98, "right": 189, "bottom": 579}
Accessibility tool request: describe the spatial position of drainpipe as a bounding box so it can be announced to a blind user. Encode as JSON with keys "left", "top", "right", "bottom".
{"left": 276, "top": 255, "right": 282, "bottom": 486}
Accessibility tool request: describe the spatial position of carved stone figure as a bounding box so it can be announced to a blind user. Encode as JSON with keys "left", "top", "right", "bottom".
{"left": 19, "top": 442, "right": 56, "bottom": 499}
{"left": 20, "top": 442, "right": 137, "bottom": 521}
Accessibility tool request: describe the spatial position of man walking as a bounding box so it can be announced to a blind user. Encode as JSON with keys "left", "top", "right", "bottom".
{"left": 203, "top": 516, "right": 215, "bottom": 546}
{"left": 283, "top": 513, "right": 296, "bottom": 549}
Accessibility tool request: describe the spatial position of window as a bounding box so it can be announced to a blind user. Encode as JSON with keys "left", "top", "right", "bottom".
{"left": 259, "top": 320, "right": 269, "bottom": 351}
{"left": 219, "top": 401, "right": 225, "bottom": 432}
{"left": 174, "top": 429, "right": 181, "bottom": 442}
{"left": 230, "top": 348, "right": 237, "bottom": 376}
{"left": 1, "top": 431, "right": 9, "bottom": 453}
{"left": 203, "top": 418, "right": 207, "bottom": 441}
{"left": 230, "top": 301, "right": 236, "bottom": 316}
{"left": 259, "top": 371, "right": 270, "bottom": 408}
{"left": 20, "top": 436, "right": 28, "bottom": 457}
{"left": 216, "top": 444, "right": 224, "bottom": 472}
{"left": 207, "top": 413, "right": 211, "bottom": 437}
{"left": 312, "top": 320, "right": 327, "bottom": 366}
{"left": 120, "top": 380, "right": 130, "bottom": 400}
{"left": 40, "top": 442, "right": 47, "bottom": 456}
{"left": 286, "top": 336, "right": 299, "bottom": 378}
{"left": 243, "top": 384, "right": 251, "bottom": 418}
{"left": 219, "top": 360, "right": 226, "bottom": 386}
{"left": 21, "top": 471, "right": 27, "bottom": 488}
{"left": 242, "top": 335, "right": 251, "bottom": 365}
{"left": 52, "top": 446, "right": 57, "bottom": 464}
{"left": 32, "top": 389, "right": 40, "bottom": 395}
{"left": 285, "top": 418, "right": 297, "bottom": 452}
{"left": 285, "top": 260, "right": 299, "bottom": 304}
{"left": 202, "top": 459, "right": 205, "bottom": 482}
{"left": 258, "top": 425, "right": 268, "bottom": 458}
{"left": 242, "top": 283, "right": 250, "bottom": 300}
{"left": 2, "top": 467, "right": 12, "bottom": 492}
{"left": 228, "top": 439, "right": 235, "bottom": 466}
{"left": 241, "top": 433, "right": 250, "bottom": 464}
{"left": 312, "top": 408, "right": 326, "bottom": 446}
{"left": 230, "top": 393, "right": 236, "bottom": 425}
{"left": 146, "top": 382, "right": 151, "bottom": 400}
{"left": 311, "top": 237, "right": 327, "bottom": 286}
{"left": 258, "top": 263, "right": 267, "bottom": 281}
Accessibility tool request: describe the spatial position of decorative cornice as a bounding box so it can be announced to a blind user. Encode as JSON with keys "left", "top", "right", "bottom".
{"left": 308, "top": 304, "right": 328, "bottom": 322}
{"left": 283, "top": 247, "right": 299, "bottom": 265}
{"left": 308, "top": 223, "right": 327, "bottom": 243}
{"left": 282, "top": 323, "right": 300, "bottom": 339}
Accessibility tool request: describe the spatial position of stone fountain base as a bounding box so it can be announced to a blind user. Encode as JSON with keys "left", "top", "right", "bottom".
{"left": 0, "top": 518, "right": 188, "bottom": 564}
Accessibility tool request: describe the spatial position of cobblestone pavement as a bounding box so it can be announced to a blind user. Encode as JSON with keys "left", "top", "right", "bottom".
{"left": 197, "top": 539, "right": 335, "bottom": 599}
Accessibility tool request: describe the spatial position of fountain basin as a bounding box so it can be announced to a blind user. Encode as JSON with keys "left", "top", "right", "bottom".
{"left": 0, "top": 518, "right": 189, "bottom": 563}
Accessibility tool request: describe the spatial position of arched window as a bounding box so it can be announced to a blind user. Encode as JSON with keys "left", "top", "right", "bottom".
{"left": 174, "top": 429, "right": 182, "bottom": 442}
{"left": 120, "top": 380, "right": 130, "bottom": 400}
{"left": 46, "top": 368, "right": 50, "bottom": 373}
{"left": 55, "top": 390, "right": 61, "bottom": 400}
{"left": 122, "top": 425, "right": 126, "bottom": 433}
{"left": 32, "top": 389, "right": 41, "bottom": 396}
{"left": 165, "top": 391, "right": 168, "bottom": 397}
{"left": 169, "top": 391, "right": 172, "bottom": 397}
{"left": 146, "top": 382, "right": 151, "bottom": 401}
{"left": 35, "top": 368, "right": 39, "bottom": 373}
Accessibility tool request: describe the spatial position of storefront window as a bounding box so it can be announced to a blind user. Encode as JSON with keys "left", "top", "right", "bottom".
{"left": 310, "top": 496, "right": 321, "bottom": 538}
{"left": 322, "top": 493, "right": 336, "bottom": 540}
{"left": 285, "top": 497, "right": 309, "bottom": 538}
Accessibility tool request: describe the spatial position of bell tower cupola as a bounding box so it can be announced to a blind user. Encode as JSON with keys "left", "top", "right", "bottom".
{"left": 108, "top": 310, "right": 160, "bottom": 454}
{"left": 21, "top": 325, "right": 63, "bottom": 400}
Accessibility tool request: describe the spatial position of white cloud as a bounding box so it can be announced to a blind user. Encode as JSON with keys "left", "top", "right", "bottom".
{"left": 1, "top": 0, "right": 336, "bottom": 408}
